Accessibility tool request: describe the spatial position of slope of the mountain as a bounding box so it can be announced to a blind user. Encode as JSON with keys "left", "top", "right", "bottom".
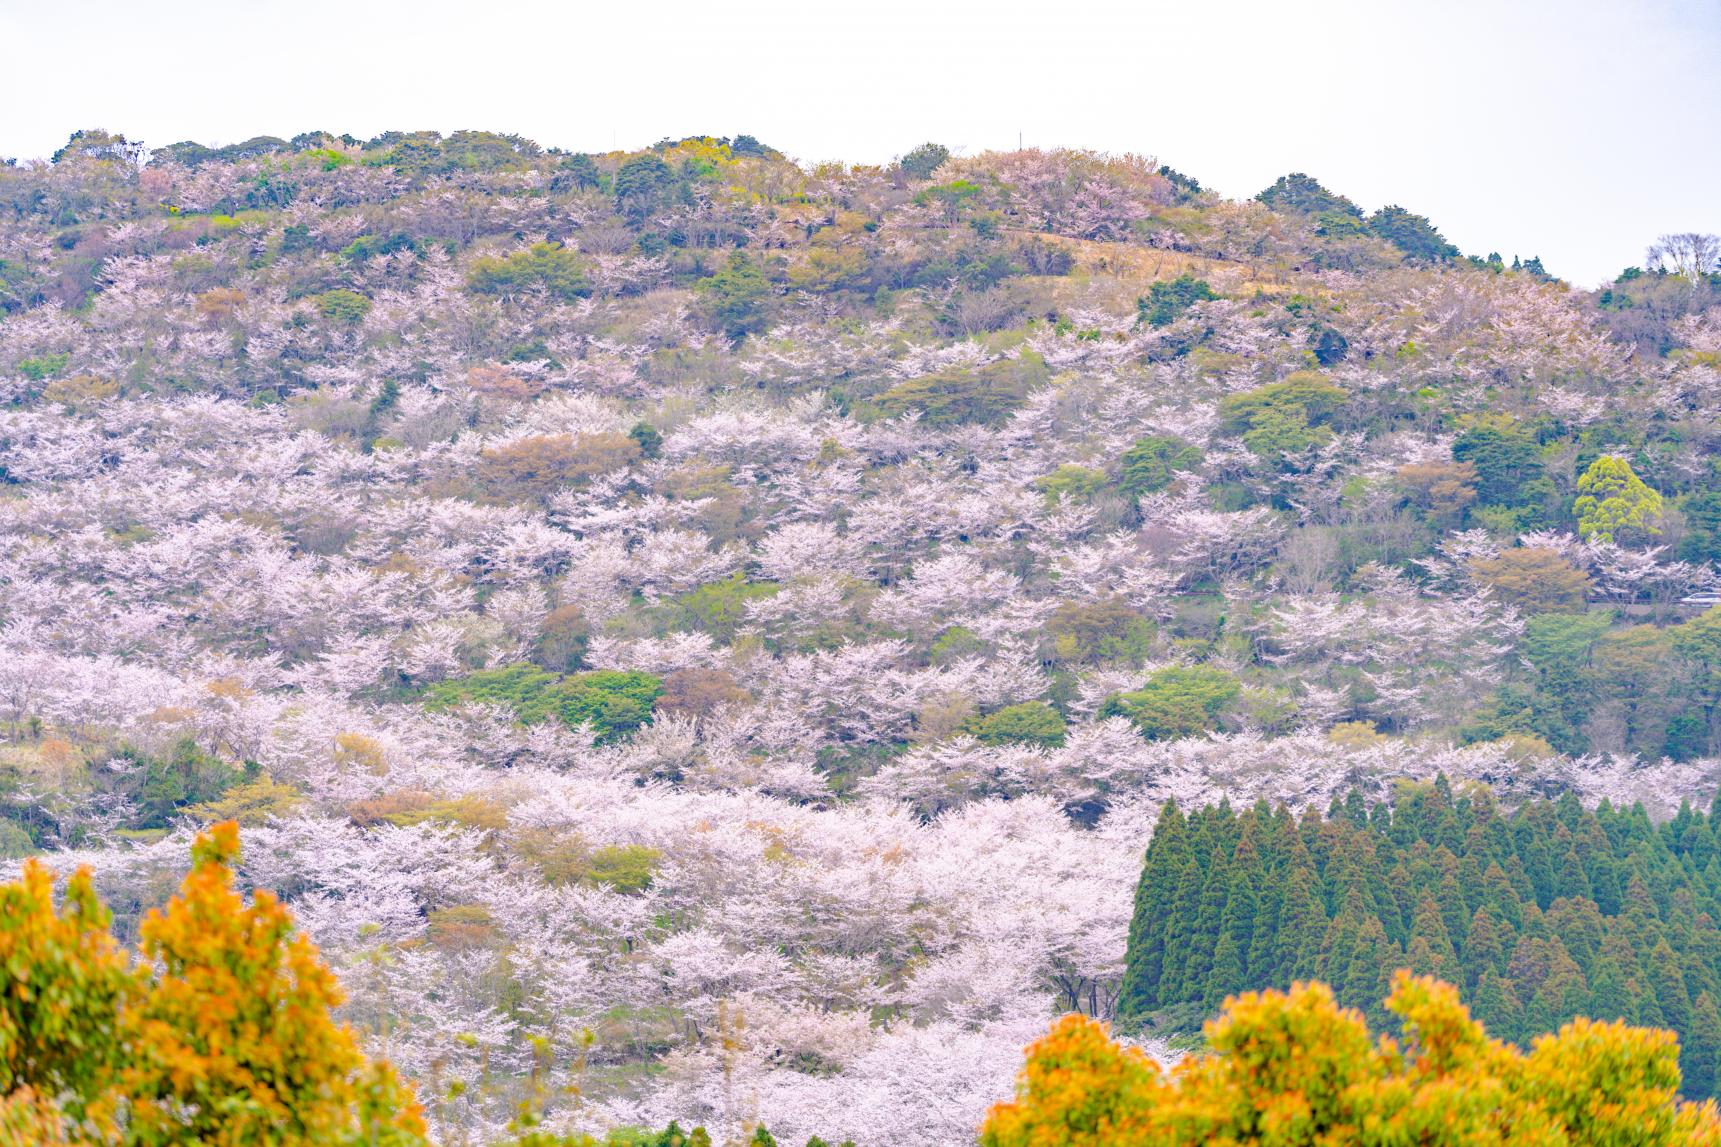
{"left": 1, "top": 129, "right": 1719, "bottom": 1144}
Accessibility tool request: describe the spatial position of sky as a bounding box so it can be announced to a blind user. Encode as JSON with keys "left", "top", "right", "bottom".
{"left": 1, "top": 0, "right": 1717, "bottom": 287}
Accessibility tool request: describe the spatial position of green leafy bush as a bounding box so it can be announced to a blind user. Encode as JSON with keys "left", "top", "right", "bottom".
{"left": 1574, "top": 455, "right": 1664, "bottom": 544}
{"left": 467, "top": 242, "right": 591, "bottom": 301}
{"left": 695, "top": 252, "right": 773, "bottom": 339}
{"left": 1217, "top": 371, "right": 1348, "bottom": 462}
{"left": 1451, "top": 419, "right": 1546, "bottom": 507}
{"left": 313, "top": 289, "right": 371, "bottom": 323}
{"left": 1137, "top": 274, "right": 1217, "bottom": 327}
{"left": 17, "top": 352, "right": 70, "bottom": 381}
{"left": 1119, "top": 435, "right": 1202, "bottom": 498}
{"left": 1368, "top": 205, "right": 1459, "bottom": 262}
{"left": 423, "top": 666, "right": 662, "bottom": 743}
{"left": 873, "top": 351, "right": 1049, "bottom": 427}
{"left": 965, "top": 702, "right": 1068, "bottom": 748}
{"left": 1101, "top": 666, "right": 1240, "bottom": 740}
{"left": 1043, "top": 598, "right": 1155, "bottom": 666}
{"left": 110, "top": 738, "right": 244, "bottom": 830}
{"left": 1032, "top": 464, "right": 1106, "bottom": 506}
{"left": 672, "top": 573, "right": 779, "bottom": 643}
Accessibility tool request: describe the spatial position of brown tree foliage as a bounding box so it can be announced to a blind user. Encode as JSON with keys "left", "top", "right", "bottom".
{"left": 1471, "top": 547, "right": 1593, "bottom": 613}
{"left": 479, "top": 432, "right": 640, "bottom": 497}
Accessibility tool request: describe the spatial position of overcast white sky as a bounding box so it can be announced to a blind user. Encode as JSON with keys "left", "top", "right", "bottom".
{"left": 2, "top": 0, "right": 1717, "bottom": 286}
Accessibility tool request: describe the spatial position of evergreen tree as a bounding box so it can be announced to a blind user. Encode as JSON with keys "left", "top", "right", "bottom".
{"left": 1685, "top": 990, "right": 1721, "bottom": 1099}
{"left": 1482, "top": 863, "right": 1525, "bottom": 930}
{"left": 1276, "top": 858, "right": 1328, "bottom": 982}
{"left": 1117, "top": 803, "right": 1190, "bottom": 1021}
{"left": 1244, "top": 878, "right": 1285, "bottom": 989}
{"left": 1556, "top": 842, "right": 1593, "bottom": 902}
{"left": 1436, "top": 868, "right": 1471, "bottom": 950}
{"left": 1651, "top": 940, "right": 1695, "bottom": 1034}
{"left": 1462, "top": 906, "right": 1507, "bottom": 993}
{"left": 1590, "top": 956, "right": 1636, "bottom": 1023}
{"left": 1474, "top": 970, "right": 1525, "bottom": 1044}
{"left": 1155, "top": 856, "right": 1206, "bottom": 1004}
{"left": 1183, "top": 847, "right": 1233, "bottom": 1001}
{"left": 1408, "top": 894, "right": 1461, "bottom": 985}
{"left": 1207, "top": 851, "right": 1260, "bottom": 1004}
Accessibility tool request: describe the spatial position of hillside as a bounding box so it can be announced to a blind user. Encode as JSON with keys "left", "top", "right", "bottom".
{"left": 2, "top": 128, "right": 1720, "bottom": 1144}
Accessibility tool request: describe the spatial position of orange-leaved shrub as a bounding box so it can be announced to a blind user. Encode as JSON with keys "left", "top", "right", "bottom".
{"left": 983, "top": 971, "right": 1721, "bottom": 1147}
{"left": 0, "top": 821, "right": 426, "bottom": 1146}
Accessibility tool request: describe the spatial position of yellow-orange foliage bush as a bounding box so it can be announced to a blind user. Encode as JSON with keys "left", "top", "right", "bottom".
{"left": 0, "top": 822, "right": 427, "bottom": 1146}
{"left": 983, "top": 972, "right": 1721, "bottom": 1147}
{"left": 479, "top": 432, "right": 640, "bottom": 497}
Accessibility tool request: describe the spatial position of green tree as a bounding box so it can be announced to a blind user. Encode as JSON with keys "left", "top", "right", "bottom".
{"left": 555, "top": 153, "right": 603, "bottom": 191}
{"left": 1118, "top": 802, "right": 1191, "bottom": 1022}
{"left": 1101, "top": 667, "right": 1240, "bottom": 740}
{"left": 614, "top": 153, "right": 675, "bottom": 220}
{"left": 899, "top": 143, "right": 950, "bottom": 180}
{"left": 1677, "top": 490, "right": 1721, "bottom": 563}
{"left": 1368, "top": 205, "right": 1459, "bottom": 261}
{"left": 1469, "top": 548, "right": 1592, "bottom": 613}
{"left": 313, "top": 289, "right": 372, "bottom": 324}
{"left": 696, "top": 252, "right": 773, "bottom": 339}
{"left": 1574, "top": 455, "right": 1664, "bottom": 544}
{"left": 628, "top": 421, "right": 664, "bottom": 459}
{"left": 1256, "top": 172, "right": 1363, "bottom": 219}
{"left": 1452, "top": 421, "right": 1545, "bottom": 506}
{"left": 965, "top": 702, "right": 1067, "bottom": 748}
{"left": 1032, "top": 464, "right": 1106, "bottom": 507}
{"left": 1408, "top": 894, "right": 1461, "bottom": 985}
{"left": 130, "top": 739, "right": 244, "bottom": 829}
{"left": 423, "top": 666, "right": 662, "bottom": 744}
{"left": 873, "top": 352, "right": 1049, "bottom": 428}
{"left": 1136, "top": 275, "right": 1217, "bottom": 327}
{"left": 1207, "top": 844, "right": 1262, "bottom": 1004}
{"left": 1686, "top": 990, "right": 1721, "bottom": 1099}
{"left": 467, "top": 242, "right": 591, "bottom": 301}
{"left": 673, "top": 573, "right": 780, "bottom": 643}
{"left": 1217, "top": 372, "right": 1348, "bottom": 463}
{"left": 1118, "top": 435, "right": 1202, "bottom": 499}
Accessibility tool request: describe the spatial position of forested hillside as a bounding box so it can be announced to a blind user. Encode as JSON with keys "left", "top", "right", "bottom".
{"left": 2, "top": 127, "right": 1720, "bottom": 1144}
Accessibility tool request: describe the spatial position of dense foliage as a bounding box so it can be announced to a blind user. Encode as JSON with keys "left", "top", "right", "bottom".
{"left": 1121, "top": 781, "right": 1721, "bottom": 1098}
{"left": 1, "top": 123, "right": 1719, "bottom": 1142}
{"left": 986, "top": 972, "right": 1721, "bottom": 1147}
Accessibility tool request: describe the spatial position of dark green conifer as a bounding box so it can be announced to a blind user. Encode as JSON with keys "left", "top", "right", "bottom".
{"left": 1554, "top": 842, "right": 1592, "bottom": 903}
{"left": 1685, "top": 990, "right": 1721, "bottom": 1099}
{"left": 1117, "top": 802, "right": 1190, "bottom": 1020}
{"left": 1207, "top": 840, "right": 1261, "bottom": 1004}
{"left": 1276, "top": 852, "right": 1327, "bottom": 982}
{"left": 1588, "top": 956, "right": 1634, "bottom": 1022}
{"left": 1182, "top": 846, "right": 1233, "bottom": 999}
{"left": 1650, "top": 939, "right": 1694, "bottom": 1032}
{"left": 1461, "top": 906, "right": 1507, "bottom": 993}
{"left": 1408, "top": 894, "right": 1460, "bottom": 985}
{"left": 1474, "top": 970, "right": 1525, "bottom": 1044}
{"left": 1155, "top": 855, "right": 1207, "bottom": 1004}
